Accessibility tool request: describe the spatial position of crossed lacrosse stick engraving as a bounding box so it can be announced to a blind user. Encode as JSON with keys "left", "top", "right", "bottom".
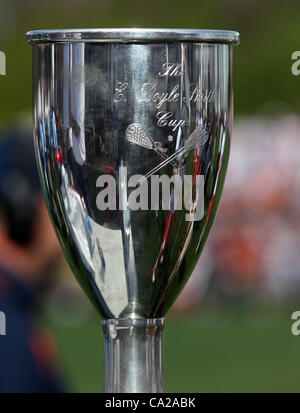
{"left": 125, "top": 123, "right": 209, "bottom": 181}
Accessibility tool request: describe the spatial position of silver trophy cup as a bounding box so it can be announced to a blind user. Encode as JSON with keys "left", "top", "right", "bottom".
{"left": 26, "top": 28, "right": 239, "bottom": 393}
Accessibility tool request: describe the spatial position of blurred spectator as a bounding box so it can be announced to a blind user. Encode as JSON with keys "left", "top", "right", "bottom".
{"left": 216, "top": 116, "right": 300, "bottom": 300}
{"left": 173, "top": 115, "right": 300, "bottom": 312}
{"left": 0, "top": 127, "right": 64, "bottom": 392}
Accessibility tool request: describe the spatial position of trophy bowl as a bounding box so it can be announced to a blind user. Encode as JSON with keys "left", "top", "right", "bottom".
{"left": 26, "top": 28, "right": 239, "bottom": 393}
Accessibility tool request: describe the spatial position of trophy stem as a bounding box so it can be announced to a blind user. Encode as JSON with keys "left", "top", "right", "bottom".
{"left": 102, "top": 318, "right": 165, "bottom": 393}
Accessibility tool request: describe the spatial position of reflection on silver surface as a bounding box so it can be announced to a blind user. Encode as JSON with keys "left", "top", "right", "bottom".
{"left": 28, "top": 28, "right": 239, "bottom": 391}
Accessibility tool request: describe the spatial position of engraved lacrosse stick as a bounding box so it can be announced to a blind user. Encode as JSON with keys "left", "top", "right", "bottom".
{"left": 126, "top": 123, "right": 176, "bottom": 166}
{"left": 140, "top": 124, "right": 209, "bottom": 182}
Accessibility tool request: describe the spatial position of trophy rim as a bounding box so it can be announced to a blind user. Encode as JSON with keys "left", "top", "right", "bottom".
{"left": 26, "top": 28, "right": 240, "bottom": 45}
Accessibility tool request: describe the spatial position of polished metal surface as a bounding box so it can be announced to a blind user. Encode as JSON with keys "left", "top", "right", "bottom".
{"left": 27, "top": 29, "right": 239, "bottom": 392}
{"left": 26, "top": 28, "right": 240, "bottom": 44}
{"left": 103, "top": 318, "right": 164, "bottom": 393}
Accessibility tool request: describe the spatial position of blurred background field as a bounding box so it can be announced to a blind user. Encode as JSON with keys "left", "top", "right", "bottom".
{"left": 1, "top": 0, "right": 300, "bottom": 393}
{"left": 1, "top": 0, "right": 300, "bottom": 121}
{"left": 46, "top": 305, "right": 300, "bottom": 392}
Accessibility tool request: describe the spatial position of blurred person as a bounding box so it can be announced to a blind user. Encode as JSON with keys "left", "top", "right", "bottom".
{"left": 0, "top": 127, "right": 65, "bottom": 392}
{"left": 172, "top": 115, "right": 300, "bottom": 311}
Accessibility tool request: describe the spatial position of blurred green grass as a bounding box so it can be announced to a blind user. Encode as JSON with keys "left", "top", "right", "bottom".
{"left": 46, "top": 306, "right": 300, "bottom": 392}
